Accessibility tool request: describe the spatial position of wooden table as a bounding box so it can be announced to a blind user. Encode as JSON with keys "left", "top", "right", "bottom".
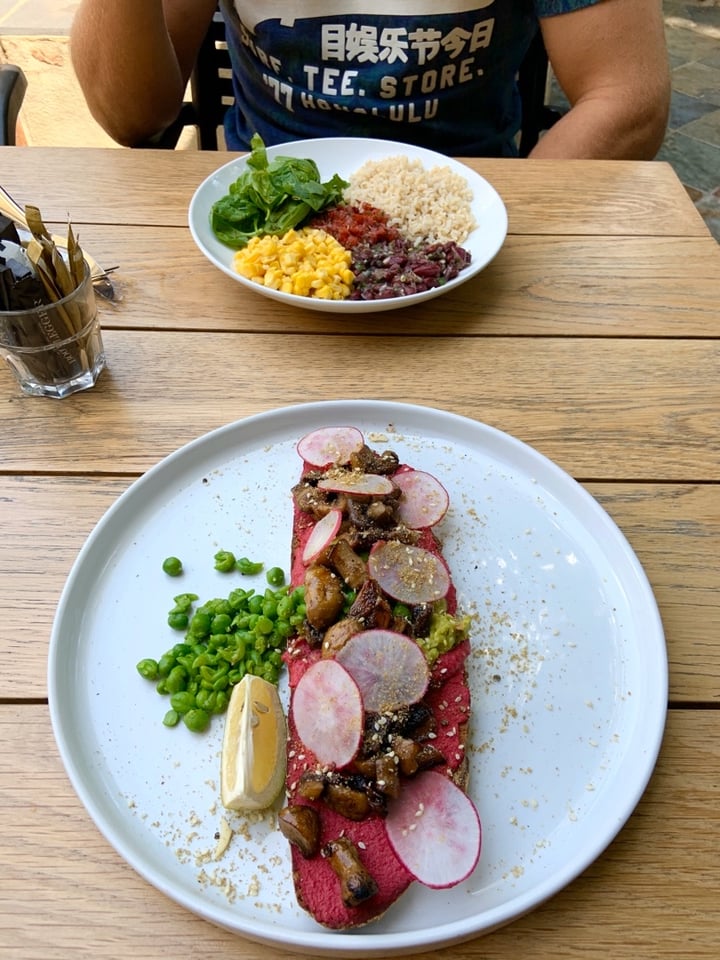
{"left": 1, "top": 147, "right": 718, "bottom": 960}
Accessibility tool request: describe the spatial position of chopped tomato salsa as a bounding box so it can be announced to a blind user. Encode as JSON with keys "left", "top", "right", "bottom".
{"left": 308, "top": 202, "right": 401, "bottom": 249}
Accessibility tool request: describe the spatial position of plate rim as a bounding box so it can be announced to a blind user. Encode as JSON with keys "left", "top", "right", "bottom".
{"left": 187, "top": 137, "right": 508, "bottom": 314}
{"left": 48, "top": 400, "right": 667, "bottom": 955}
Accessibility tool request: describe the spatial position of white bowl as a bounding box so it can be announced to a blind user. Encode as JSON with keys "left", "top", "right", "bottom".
{"left": 188, "top": 137, "right": 508, "bottom": 314}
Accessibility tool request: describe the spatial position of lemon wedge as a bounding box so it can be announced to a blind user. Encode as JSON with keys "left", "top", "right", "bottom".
{"left": 221, "top": 674, "right": 287, "bottom": 811}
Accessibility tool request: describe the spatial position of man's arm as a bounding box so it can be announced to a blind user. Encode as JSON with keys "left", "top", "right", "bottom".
{"left": 70, "top": 0, "right": 218, "bottom": 146}
{"left": 531, "top": 0, "right": 670, "bottom": 159}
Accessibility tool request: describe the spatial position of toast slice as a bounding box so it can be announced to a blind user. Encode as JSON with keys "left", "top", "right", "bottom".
{"left": 279, "top": 428, "right": 478, "bottom": 929}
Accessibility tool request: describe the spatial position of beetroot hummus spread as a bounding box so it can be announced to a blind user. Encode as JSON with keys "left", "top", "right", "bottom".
{"left": 278, "top": 428, "right": 478, "bottom": 929}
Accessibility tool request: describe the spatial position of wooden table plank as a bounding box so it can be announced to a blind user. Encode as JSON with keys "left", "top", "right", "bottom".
{"left": 1, "top": 147, "right": 718, "bottom": 960}
{"left": 1, "top": 333, "right": 717, "bottom": 479}
{"left": 2, "top": 477, "right": 716, "bottom": 702}
{"left": 1, "top": 705, "right": 717, "bottom": 959}
{"left": 70, "top": 227, "right": 720, "bottom": 338}
{"left": 0, "top": 149, "right": 709, "bottom": 237}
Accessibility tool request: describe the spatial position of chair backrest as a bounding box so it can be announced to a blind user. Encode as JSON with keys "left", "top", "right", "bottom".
{"left": 189, "top": 10, "right": 233, "bottom": 149}
{"left": 160, "top": 14, "right": 560, "bottom": 155}
{"left": 148, "top": 9, "right": 231, "bottom": 149}
{"left": 0, "top": 64, "right": 28, "bottom": 146}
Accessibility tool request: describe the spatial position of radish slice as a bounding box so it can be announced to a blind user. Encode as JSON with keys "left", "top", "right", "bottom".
{"left": 297, "top": 426, "right": 365, "bottom": 468}
{"left": 317, "top": 472, "right": 395, "bottom": 497}
{"left": 394, "top": 470, "right": 449, "bottom": 529}
{"left": 301, "top": 509, "right": 342, "bottom": 565}
{"left": 384, "top": 771, "right": 481, "bottom": 888}
{"left": 368, "top": 541, "right": 450, "bottom": 604}
{"left": 335, "top": 629, "right": 430, "bottom": 712}
{"left": 292, "top": 659, "right": 363, "bottom": 767}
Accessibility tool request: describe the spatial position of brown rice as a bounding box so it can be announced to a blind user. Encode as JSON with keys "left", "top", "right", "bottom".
{"left": 344, "top": 155, "right": 476, "bottom": 245}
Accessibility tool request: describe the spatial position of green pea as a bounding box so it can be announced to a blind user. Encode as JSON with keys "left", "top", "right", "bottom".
{"left": 262, "top": 598, "right": 278, "bottom": 619}
{"left": 230, "top": 637, "right": 247, "bottom": 662}
{"left": 162, "top": 709, "right": 180, "bottom": 727}
{"left": 162, "top": 556, "right": 183, "bottom": 577}
{"left": 165, "top": 665, "right": 187, "bottom": 694}
{"left": 266, "top": 566, "right": 285, "bottom": 587}
{"left": 214, "top": 689, "right": 230, "bottom": 713}
{"left": 263, "top": 662, "right": 280, "bottom": 684}
{"left": 170, "top": 690, "right": 196, "bottom": 715}
{"left": 200, "top": 664, "right": 216, "bottom": 684}
{"left": 196, "top": 689, "right": 217, "bottom": 712}
{"left": 183, "top": 708, "right": 210, "bottom": 733}
{"left": 276, "top": 596, "right": 293, "bottom": 619}
{"left": 255, "top": 615, "right": 274, "bottom": 636}
{"left": 227, "top": 588, "right": 249, "bottom": 610}
{"left": 136, "top": 658, "right": 159, "bottom": 681}
{"left": 210, "top": 613, "right": 232, "bottom": 634}
{"left": 157, "top": 653, "right": 175, "bottom": 678}
{"left": 140, "top": 556, "right": 298, "bottom": 731}
{"left": 167, "top": 611, "right": 189, "bottom": 631}
{"left": 214, "top": 550, "right": 236, "bottom": 573}
{"left": 172, "top": 592, "right": 198, "bottom": 611}
{"left": 247, "top": 594, "right": 263, "bottom": 615}
{"left": 189, "top": 611, "right": 212, "bottom": 636}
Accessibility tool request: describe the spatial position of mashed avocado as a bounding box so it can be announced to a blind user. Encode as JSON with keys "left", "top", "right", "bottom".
{"left": 416, "top": 603, "right": 471, "bottom": 666}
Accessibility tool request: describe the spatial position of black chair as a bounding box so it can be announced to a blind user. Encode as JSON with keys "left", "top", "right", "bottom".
{"left": 0, "top": 64, "right": 27, "bottom": 146}
{"left": 158, "top": 14, "right": 562, "bottom": 155}
{"left": 148, "top": 10, "right": 232, "bottom": 149}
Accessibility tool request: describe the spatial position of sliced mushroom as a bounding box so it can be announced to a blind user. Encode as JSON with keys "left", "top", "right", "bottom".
{"left": 278, "top": 804, "right": 320, "bottom": 858}
{"left": 296, "top": 770, "right": 326, "bottom": 801}
{"left": 374, "top": 753, "right": 401, "bottom": 798}
{"left": 349, "top": 445, "right": 400, "bottom": 475}
{"left": 324, "top": 780, "right": 372, "bottom": 821}
{"left": 347, "top": 578, "right": 393, "bottom": 630}
{"left": 322, "top": 836, "right": 379, "bottom": 908}
{"left": 304, "top": 564, "right": 344, "bottom": 631}
{"left": 325, "top": 538, "right": 368, "bottom": 590}
{"left": 321, "top": 615, "right": 363, "bottom": 658}
{"left": 389, "top": 735, "right": 422, "bottom": 776}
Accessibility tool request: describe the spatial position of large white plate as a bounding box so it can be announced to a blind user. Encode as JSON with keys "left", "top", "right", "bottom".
{"left": 48, "top": 401, "right": 666, "bottom": 956}
{"left": 188, "top": 137, "right": 508, "bottom": 313}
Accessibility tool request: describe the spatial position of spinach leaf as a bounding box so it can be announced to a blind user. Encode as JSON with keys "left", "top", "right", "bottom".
{"left": 211, "top": 134, "right": 349, "bottom": 249}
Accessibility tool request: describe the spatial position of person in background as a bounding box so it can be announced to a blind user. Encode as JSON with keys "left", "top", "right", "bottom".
{"left": 69, "top": 0, "right": 670, "bottom": 159}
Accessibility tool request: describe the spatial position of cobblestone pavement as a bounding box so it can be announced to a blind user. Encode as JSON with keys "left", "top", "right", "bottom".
{"left": 1, "top": 0, "right": 719, "bottom": 240}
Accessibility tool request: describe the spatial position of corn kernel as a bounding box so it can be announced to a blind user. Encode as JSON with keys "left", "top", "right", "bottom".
{"left": 233, "top": 228, "right": 353, "bottom": 300}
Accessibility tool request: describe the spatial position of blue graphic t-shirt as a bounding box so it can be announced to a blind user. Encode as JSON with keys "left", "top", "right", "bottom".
{"left": 219, "top": 0, "right": 600, "bottom": 156}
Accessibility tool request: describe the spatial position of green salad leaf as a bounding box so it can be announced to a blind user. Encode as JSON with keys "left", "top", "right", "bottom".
{"left": 210, "top": 133, "right": 349, "bottom": 249}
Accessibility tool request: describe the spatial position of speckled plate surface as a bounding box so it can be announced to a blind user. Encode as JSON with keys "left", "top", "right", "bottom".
{"left": 48, "top": 400, "right": 666, "bottom": 956}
